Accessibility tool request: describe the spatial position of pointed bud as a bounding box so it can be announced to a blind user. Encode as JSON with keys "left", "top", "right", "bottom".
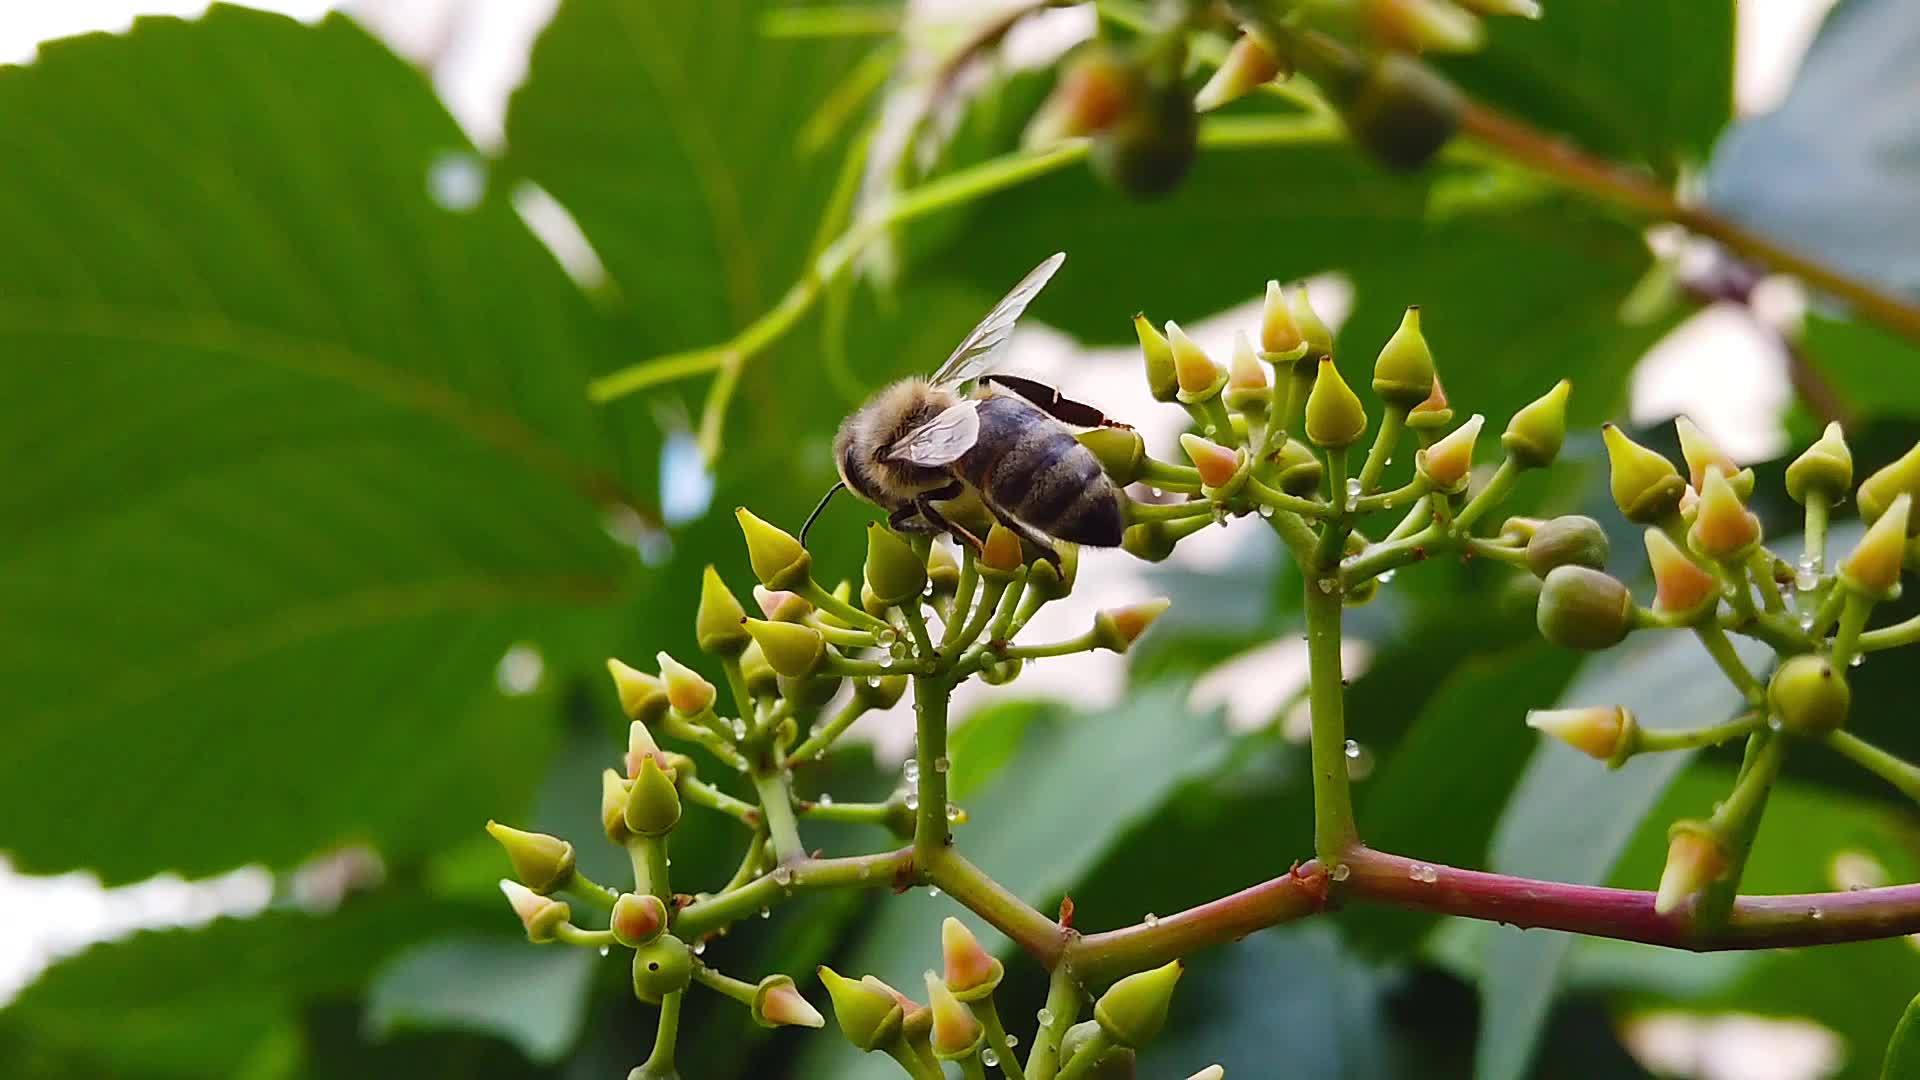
{"left": 753, "top": 585, "right": 812, "bottom": 623}
{"left": 1134, "top": 314, "right": 1179, "bottom": 402}
{"left": 1688, "top": 468, "right": 1761, "bottom": 561}
{"left": 1644, "top": 528, "right": 1715, "bottom": 619}
{"left": 1186, "top": 1068, "right": 1227, "bottom": 1080}
{"left": 1224, "top": 332, "right": 1270, "bottom": 414}
{"left": 1501, "top": 380, "right": 1570, "bottom": 469}
{"left": 1673, "top": 417, "right": 1736, "bottom": 493}
{"left": 1270, "top": 438, "right": 1324, "bottom": 496}
{"left": 624, "top": 754, "right": 682, "bottom": 837}
{"left": 625, "top": 719, "right": 667, "bottom": 779}
{"left": 982, "top": 523, "right": 1025, "bottom": 574}
{"left": 1080, "top": 426, "right": 1148, "bottom": 486}
{"left": 1095, "top": 597, "right": 1171, "bottom": 652}
{"left": 631, "top": 934, "right": 693, "bottom": 1003}
{"left": 1406, "top": 372, "right": 1452, "bottom": 432}
{"left": 739, "top": 640, "right": 779, "bottom": 698}
{"left": 736, "top": 507, "right": 813, "bottom": 590}
{"left": 1785, "top": 422, "right": 1852, "bottom": 505}
{"left": 601, "top": 768, "right": 632, "bottom": 845}
{"left": 1602, "top": 424, "right": 1686, "bottom": 523}
{"left": 1859, "top": 441, "right": 1920, "bottom": 536}
{"left": 1371, "top": 306, "right": 1436, "bottom": 407}
{"left": 653, "top": 653, "right": 714, "bottom": 716}
{"left": 1768, "top": 654, "right": 1850, "bottom": 736}
{"left": 743, "top": 618, "right": 827, "bottom": 678}
{"left": 1195, "top": 31, "right": 1285, "bottom": 112}
{"left": 1260, "top": 281, "right": 1306, "bottom": 359}
{"left": 610, "top": 891, "right": 668, "bottom": 947}
{"left": 1526, "top": 706, "right": 1634, "bottom": 763}
{"left": 1121, "top": 516, "right": 1210, "bottom": 562}
{"left": 941, "top": 917, "right": 1005, "bottom": 1000}
{"left": 1180, "top": 433, "right": 1242, "bottom": 489}
{"left": 1365, "top": 0, "right": 1484, "bottom": 52}
{"left": 1654, "top": 821, "right": 1727, "bottom": 916}
{"left": 1167, "top": 322, "right": 1227, "bottom": 403}
{"left": 1414, "top": 413, "right": 1481, "bottom": 493}
{"left": 865, "top": 523, "right": 929, "bottom": 605}
{"left": 1028, "top": 542, "right": 1079, "bottom": 601}
{"left": 750, "top": 974, "right": 826, "bottom": 1030}
{"left": 860, "top": 581, "right": 891, "bottom": 618}
{"left": 925, "top": 972, "right": 984, "bottom": 1059}
{"left": 1290, "top": 287, "right": 1334, "bottom": 357}
{"left": 1537, "top": 565, "right": 1633, "bottom": 650}
{"left": 779, "top": 671, "right": 844, "bottom": 711}
{"left": 485, "top": 821, "right": 575, "bottom": 894}
{"left": 1523, "top": 515, "right": 1609, "bottom": 578}
{"left": 818, "top": 966, "right": 905, "bottom": 1052}
{"left": 927, "top": 544, "right": 961, "bottom": 595}
{"left": 1095, "top": 959, "right": 1183, "bottom": 1048}
{"left": 1305, "top": 358, "right": 1367, "bottom": 449}
{"left": 1840, "top": 493, "right": 1910, "bottom": 599}
{"left": 500, "top": 879, "right": 570, "bottom": 943}
{"left": 1025, "top": 44, "right": 1136, "bottom": 147}
{"left": 607, "top": 658, "right": 669, "bottom": 724}
{"left": 862, "top": 974, "right": 923, "bottom": 1016}
{"left": 695, "top": 565, "right": 751, "bottom": 655}
{"left": 854, "top": 672, "right": 908, "bottom": 709}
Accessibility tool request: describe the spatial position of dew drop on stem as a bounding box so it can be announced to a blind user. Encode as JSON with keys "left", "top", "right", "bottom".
{"left": 1345, "top": 477, "right": 1362, "bottom": 500}
{"left": 818, "top": 792, "right": 834, "bottom": 806}
{"left": 982, "top": 1049, "right": 1000, "bottom": 1067}
{"left": 1037, "top": 1008, "right": 1054, "bottom": 1027}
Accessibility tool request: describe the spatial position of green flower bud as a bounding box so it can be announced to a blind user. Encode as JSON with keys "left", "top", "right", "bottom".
{"left": 1080, "top": 426, "right": 1148, "bottom": 486}
{"left": 940, "top": 917, "right": 1005, "bottom": 1002}
{"left": 1269, "top": 438, "right": 1324, "bottom": 496}
{"left": 1536, "top": 565, "right": 1633, "bottom": 650}
{"left": 1674, "top": 416, "right": 1737, "bottom": 493}
{"left": 1028, "top": 542, "right": 1079, "bottom": 601}
{"left": 860, "top": 581, "right": 892, "bottom": 618}
{"left": 1095, "top": 959, "right": 1183, "bottom": 1048}
{"left": 1195, "top": 30, "right": 1286, "bottom": 112}
{"left": 1601, "top": 424, "right": 1686, "bottom": 523}
{"left": 818, "top": 966, "right": 905, "bottom": 1052}
{"left": 754, "top": 585, "right": 813, "bottom": 623}
{"left": 1414, "top": 413, "right": 1481, "bottom": 493}
{"left": 607, "top": 658, "right": 670, "bottom": 724}
{"left": 624, "top": 755, "right": 682, "bottom": 837}
{"left": 1859, "top": 440, "right": 1920, "bottom": 536}
{"left": 499, "top": 879, "right": 570, "bottom": 943}
{"left": 1167, "top": 322, "right": 1227, "bottom": 404}
{"left": 981, "top": 523, "right": 1027, "bottom": 576}
{"left": 1768, "top": 654, "right": 1850, "bottom": 736}
{"left": 1134, "top": 314, "right": 1179, "bottom": 403}
{"left": 1290, "top": 287, "right": 1334, "bottom": 358}
{"left": 927, "top": 544, "right": 961, "bottom": 595}
{"left": 1784, "top": 422, "right": 1852, "bottom": 505}
{"left": 1371, "top": 306, "right": 1436, "bottom": 407}
{"left": 1181, "top": 433, "right": 1245, "bottom": 491}
{"left": 1840, "top": 492, "right": 1909, "bottom": 599}
{"left": 1653, "top": 820, "right": 1726, "bottom": 916}
{"left": 1305, "top": 358, "right": 1367, "bottom": 449}
{"left": 1687, "top": 468, "right": 1761, "bottom": 561}
{"left": 1094, "top": 598, "right": 1171, "bottom": 652}
{"left": 610, "top": 891, "right": 668, "bottom": 947}
{"left": 925, "top": 972, "right": 984, "bottom": 1060}
{"left": 1526, "top": 705, "right": 1635, "bottom": 763}
{"left": 1090, "top": 77, "right": 1198, "bottom": 199}
{"left": 1060, "top": 1022, "right": 1137, "bottom": 1080}
{"left": 743, "top": 618, "right": 827, "bottom": 678}
{"left": 1365, "top": 0, "right": 1485, "bottom": 53}
{"left": 1645, "top": 527, "right": 1715, "bottom": 620}
{"left": 631, "top": 934, "right": 693, "bottom": 1004}
{"left": 1121, "top": 516, "right": 1210, "bottom": 562}
{"left": 485, "top": 821, "right": 575, "bottom": 894}
{"left": 1524, "top": 515, "right": 1609, "bottom": 578}
{"left": 752, "top": 974, "right": 826, "bottom": 1030}
{"left": 1501, "top": 379, "right": 1570, "bottom": 469}
{"left": 854, "top": 673, "right": 908, "bottom": 710}
{"left": 1499, "top": 516, "right": 1544, "bottom": 544}
{"left": 601, "top": 769, "right": 631, "bottom": 845}
{"left": 657, "top": 652, "right": 717, "bottom": 716}
{"left": 739, "top": 640, "right": 779, "bottom": 698}
{"left": 1224, "top": 332, "right": 1271, "bottom": 414}
{"left": 1406, "top": 373, "right": 1453, "bottom": 433}
{"left": 1260, "top": 280, "right": 1307, "bottom": 360}
{"left": 778, "top": 671, "right": 844, "bottom": 711}
{"left": 865, "top": 523, "right": 928, "bottom": 606}
{"left": 696, "top": 565, "right": 751, "bottom": 655}
{"left": 1334, "top": 52, "right": 1462, "bottom": 170}
{"left": 979, "top": 657, "right": 1025, "bottom": 685}
{"left": 737, "top": 507, "right": 813, "bottom": 590}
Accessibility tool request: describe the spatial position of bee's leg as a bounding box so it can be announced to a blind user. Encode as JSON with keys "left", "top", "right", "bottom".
{"left": 887, "top": 504, "right": 941, "bottom": 535}
{"left": 980, "top": 497, "right": 1062, "bottom": 569}
{"left": 913, "top": 482, "right": 985, "bottom": 553}
{"left": 980, "top": 373, "right": 1132, "bottom": 430}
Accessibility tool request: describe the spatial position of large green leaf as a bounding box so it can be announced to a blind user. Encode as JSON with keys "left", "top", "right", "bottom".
{"left": 367, "top": 937, "right": 596, "bottom": 1065}
{"left": 1885, "top": 990, "right": 1920, "bottom": 1080}
{"left": 0, "top": 6, "right": 643, "bottom": 882}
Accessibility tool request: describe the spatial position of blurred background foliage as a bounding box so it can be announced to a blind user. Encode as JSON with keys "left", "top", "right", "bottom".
{"left": 1, "top": 1, "right": 1918, "bottom": 1078}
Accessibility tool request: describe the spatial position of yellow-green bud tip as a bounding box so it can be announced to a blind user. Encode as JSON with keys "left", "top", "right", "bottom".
{"left": 1135, "top": 313, "right": 1179, "bottom": 402}
{"left": 1194, "top": 31, "right": 1284, "bottom": 112}
{"left": 1502, "top": 379, "right": 1570, "bottom": 468}
{"left": 1180, "top": 433, "right": 1242, "bottom": 488}
{"left": 736, "top": 507, "right": 813, "bottom": 590}
{"left": 1525, "top": 706, "right": 1632, "bottom": 762}
{"left": 1654, "top": 821, "right": 1726, "bottom": 916}
{"left": 1768, "top": 654, "right": 1851, "bottom": 736}
{"left": 1645, "top": 528, "right": 1715, "bottom": 619}
{"left": 1096, "top": 597, "right": 1171, "bottom": 652}
{"left": 982, "top": 523, "right": 1025, "bottom": 574}
{"left": 1289, "top": 286, "right": 1334, "bottom": 357}
{"left": 610, "top": 891, "right": 667, "bottom": 947}
{"left": 499, "top": 879, "right": 570, "bottom": 942}
{"left": 925, "top": 972, "right": 984, "bottom": 1059}
{"left": 1094, "top": 958, "right": 1183, "bottom": 1048}
{"left": 1674, "top": 416, "right": 1737, "bottom": 492}
{"left": 1261, "top": 280, "right": 1304, "bottom": 357}
{"left": 1785, "top": 421, "right": 1852, "bottom": 505}
{"left": 1368, "top": 0, "right": 1485, "bottom": 53}
{"left": 1080, "top": 426, "right": 1148, "bottom": 486}
{"left": 940, "top": 917, "right": 1003, "bottom": 998}
{"left": 1270, "top": 438, "right": 1324, "bottom": 497}
{"left": 1167, "top": 322, "right": 1225, "bottom": 400}
{"left": 600, "top": 769, "right": 631, "bottom": 845}
{"left": 1305, "top": 357, "right": 1367, "bottom": 449}
{"left": 865, "top": 523, "right": 929, "bottom": 605}
{"left": 753, "top": 975, "right": 826, "bottom": 1030}
{"left": 624, "top": 754, "right": 682, "bottom": 837}
{"left": 485, "top": 821, "right": 575, "bottom": 894}
{"left": 1688, "top": 468, "right": 1762, "bottom": 561}
{"left": 818, "top": 966, "right": 905, "bottom": 1051}
{"left": 606, "top": 658, "right": 669, "bottom": 723}
{"left": 1840, "top": 492, "right": 1910, "bottom": 599}
{"left": 696, "top": 565, "right": 751, "bottom": 655}
{"left": 1371, "top": 305, "right": 1436, "bottom": 407}
{"left": 1228, "top": 331, "right": 1268, "bottom": 390}
{"left": 655, "top": 652, "right": 716, "bottom": 716}
{"left": 1859, "top": 441, "right": 1920, "bottom": 536}
{"left": 743, "top": 617, "right": 827, "bottom": 678}
{"left": 1601, "top": 424, "right": 1685, "bottom": 523}
{"left": 1415, "top": 413, "right": 1481, "bottom": 492}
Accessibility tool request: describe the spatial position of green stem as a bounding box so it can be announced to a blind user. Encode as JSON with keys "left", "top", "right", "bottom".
{"left": 1801, "top": 494, "right": 1830, "bottom": 604}
{"left": 1124, "top": 497, "right": 1216, "bottom": 524}
{"left": 1693, "top": 624, "right": 1766, "bottom": 705}
{"left": 1245, "top": 477, "right": 1332, "bottom": 519}
{"left": 947, "top": 578, "right": 1009, "bottom": 661}
{"left": 1356, "top": 405, "right": 1406, "bottom": 495}
{"left": 901, "top": 602, "right": 936, "bottom": 658}
{"left": 1860, "top": 613, "right": 1920, "bottom": 652}
{"left": 1830, "top": 592, "right": 1873, "bottom": 669}
{"left": 629, "top": 837, "right": 671, "bottom": 901}
{"left": 721, "top": 829, "right": 769, "bottom": 893}
{"left": 1461, "top": 536, "right": 1529, "bottom": 568}
{"left": 563, "top": 869, "right": 619, "bottom": 912}
{"left": 926, "top": 851, "right": 1063, "bottom": 966}
{"left": 944, "top": 550, "right": 981, "bottom": 649}
{"left": 1747, "top": 550, "right": 1786, "bottom": 613}
{"left": 974, "top": 997, "right": 1026, "bottom": 1080}
{"left": 960, "top": 1053, "right": 991, "bottom": 1080}
{"left": 673, "top": 848, "right": 913, "bottom": 939}
{"left": 636, "top": 991, "right": 682, "bottom": 1079}
{"left": 1340, "top": 523, "right": 1447, "bottom": 586}
{"left": 554, "top": 923, "right": 617, "bottom": 950}
{"left": 751, "top": 768, "right": 807, "bottom": 864}
{"left": 1697, "top": 732, "right": 1788, "bottom": 929}
{"left": 997, "top": 629, "right": 1100, "bottom": 661}
{"left": 798, "top": 799, "right": 896, "bottom": 825}
{"left": 1826, "top": 731, "right": 1920, "bottom": 803}
{"left": 1808, "top": 584, "right": 1847, "bottom": 641}
{"left": 787, "top": 698, "right": 873, "bottom": 765}
{"left": 887, "top": 1038, "right": 945, "bottom": 1080}
{"left": 1385, "top": 497, "right": 1433, "bottom": 542}
{"left": 1304, "top": 568, "right": 1359, "bottom": 866}
{"left": 1449, "top": 458, "right": 1517, "bottom": 536}
{"left": 1053, "top": 1029, "right": 1113, "bottom": 1080}
{"left": 1313, "top": 449, "right": 1352, "bottom": 567}
{"left": 1139, "top": 456, "right": 1204, "bottom": 492}
{"left": 1633, "top": 712, "right": 1765, "bottom": 755}
{"left": 912, "top": 676, "right": 953, "bottom": 873}
{"left": 813, "top": 621, "right": 880, "bottom": 648}
{"left": 800, "top": 579, "right": 893, "bottom": 632}
{"left": 679, "top": 776, "right": 762, "bottom": 827}
{"left": 690, "top": 962, "right": 760, "bottom": 1006}
{"left": 1026, "top": 966, "right": 1084, "bottom": 1080}
{"left": 1351, "top": 475, "right": 1428, "bottom": 515}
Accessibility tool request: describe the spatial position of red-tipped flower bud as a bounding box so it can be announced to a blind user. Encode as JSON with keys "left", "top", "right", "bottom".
{"left": 1225, "top": 332, "right": 1270, "bottom": 414}
{"left": 1025, "top": 44, "right": 1136, "bottom": 146}
{"left": 925, "top": 972, "right": 984, "bottom": 1059}
{"left": 500, "top": 879, "right": 570, "bottom": 943}
{"left": 657, "top": 652, "right": 716, "bottom": 716}
{"left": 626, "top": 719, "right": 669, "bottom": 779}
{"left": 1674, "top": 416, "right": 1737, "bottom": 493}
{"left": 1644, "top": 528, "right": 1715, "bottom": 620}
{"left": 941, "top": 917, "right": 1005, "bottom": 1001}
{"left": 753, "top": 974, "right": 826, "bottom": 1030}
{"left": 1414, "top": 413, "right": 1480, "bottom": 493}
{"left": 610, "top": 891, "right": 668, "bottom": 947}
{"left": 1195, "top": 31, "right": 1286, "bottom": 112}
{"left": 624, "top": 755, "right": 682, "bottom": 837}
{"left": 754, "top": 585, "right": 812, "bottom": 623}
{"left": 1260, "top": 280, "right": 1307, "bottom": 360}
{"left": 1180, "top": 433, "right": 1243, "bottom": 489}
{"left": 1654, "top": 820, "right": 1727, "bottom": 916}
{"left": 981, "top": 523, "right": 1026, "bottom": 574}
{"left": 485, "top": 821, "right": 575, "bottom": 894}
{"left": 1167, "top": 322, "right": 1227, "bottom": 403}
{"left": 1095, "top": 597, "right": 1171, "bottom": 652}
{"left": 1407, "top": 373, "right": 1453, "bottom": 432}
{"left": 1688, "top": 468, "right": 1762, "bottom": 561}
{"left": 1841, "top": 492, "right": 1910, "bottom": 598}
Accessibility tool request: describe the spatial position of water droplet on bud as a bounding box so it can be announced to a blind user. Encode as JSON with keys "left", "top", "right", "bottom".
{"left": 1143, "top": 912, "right": 1159, "bottom": 926}
{"left": 1850, "top": 653, "right": 1864, "bottom": 667}
{"left": 818, "top": 792, "right": 834, "bottom": 806}
{"left": 1344, "top": 739, "right": 1361, "bottom": 759}
{"left": 599, "top": 946, "right": 611, "bottom": 957}
{"left": 904, "top": 794, "right": 919, "bottom": 810}
{"left": 759, "top": 906, "right": 770, "bottom": 919}
{"left": 1768, "top": 716, "right": 1784, "bottom": 731}
{"left": 1318, "top": 578, "right": 1337, "bottom": 594}
{"left": 693, "top": 941, "right": 706, "bottom": 955}
{"left": 1037, "top": 1008, "right": 1054, "bottom": 1027}
{"left": 1799, "top": 612, "right": 1816, "bottom": 631}
{"left": 879, "top": 654, "right": 894, "bottom": 669}
{"left": 982, "top": 1049, "right": 1000, "bottom": 1067}
{"left": 946, "top": 804, "right": 961, "bottom": 821}
{"left": 1795, "top": 568, "right": 1819, "bottom": 591}
{"left": 929, "top": 887, "right": 941, "bottom": 897}
{"left": 1005, "top": 1034, "right": 1019, "bottom": 1048}
{"left": 772, "top": 867, "right": 794, "bottom": 886}
{"left": 1378, "top": 569, "right": 1396, "bottom": 583}
{"left": 1345, "top": 477, "right": 1363, "bottom": 499}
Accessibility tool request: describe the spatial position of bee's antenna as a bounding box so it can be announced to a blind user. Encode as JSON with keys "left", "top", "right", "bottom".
{"left": 798, "top": 482, "right": 846, "bottom": 548}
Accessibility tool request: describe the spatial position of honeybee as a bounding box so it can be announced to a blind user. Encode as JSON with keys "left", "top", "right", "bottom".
{"left": 803, "top": 252, "right": 1128, "bottom": 563}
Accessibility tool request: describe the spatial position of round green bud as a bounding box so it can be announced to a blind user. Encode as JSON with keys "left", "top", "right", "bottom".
{"left": 1525, "top": 515, "right": 1610, "bottom": 578}
{"left": 1768, "top": 654, "right": 1850, "bottom": 736}
{"left": 1269, "top": 438, "right": 1324, "bottom": 496}
{"left": 610, "top": 892, "right": 668, "bottom": 947}
{"left": 778, "top": 671, "right": 844, "bottom": 711}
{"left": 1785, "top": 421, "right": 1852, "bottom": 505}
{"left": 1079, "top": 426, "right": 1148, "bottom": 486}
{"left": 1371, "top": 306, "right": 1436, "bottom": 407}
{"left": 695, "top": 565, "right": 751, "bottom": 655}
{"left": 979, "top": 657, "right": 1024, "bottom": 685}
{"left": 1536, "top": 565, "right": 1633, "bottom": 650}
{"left": 631, "top": 934, "right": 693, "bottom": 1004}
{"left": 1029, "top": 542, "right": 1079, "bottom": 600}
{"left": 853, "top": 673, "right": 908, "bottom": 710}
{"left": 739, "top": 640, "right": 779, "bottom": 698}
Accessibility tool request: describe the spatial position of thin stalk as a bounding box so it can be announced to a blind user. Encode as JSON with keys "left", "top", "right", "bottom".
{"left": 751, "top": 768, "right": 806, "bottom": 864}
{"left": 1802, "top": 493, "right": 1831, "bottom": 594}
{"left": 1245, "top": 477, "right": 1332, "bottom": 519}
{"left": 926, "top": 850, "right": 1063, "bottom": 965}
{"left": 553, "top": 923, "right": 617, "bottom": 950}
{"left": 1356, "top": 404, "right": 1406, "bottom": 495}
{"left": 799, "top": 579, "right": 893, "bottom": 632}
{"left": 1826, "top": 730, "right": 1920, "bottom": 803}
{"left": 797, "top": 799, "right": 896, "bottom": 825}
{"left": 1693, "top": 624, "right": 1766, "bottom": 705}
{"left": 787, "top": 698, "right": 872, "bottom": 765}
{"left": 1747, "top": 550, "right": 1786, "bottom": 613}
{"left": 721, "top": 828, "right": 769, "bottom": 893}
{"left": 1449, "top": 458, "right": 1517, "bottom": 536}
{"left": 998, "top": 629, "right": 1100, "bottom": 661}
{"left": 1461, "top": 537, "right": 1529, "bottom": 568}
{"left": 887, "top": 1038, "right": 945, "bottom": 1080}
{"left": 944, "top": 550, "right": 981, "bottom": 649}
{"left": 1696, "top": 732, "right": 1788, "bottom": 929}
{"left": 689, "top": 962, "right": 760, "bottom": 1006}
{"left": 629, "top": 837, "right": 671, "bottom": 901}
{"left": 563, "top": 869, "right": 619, "bottom": 912}
{"left": 1313, "top": 448, "right": 1352, "bottom": 567}
{"left": 1633, "top": 712, "right": 1765, "bottom": 755}
{"left": 974, "top": 997, "right": 1027, "bottom": 1080}
{"left": 1139, "top": 456, "right": 1204, "bottom": 492}
{"left": 1351, "top": 475, "right": 1427, "bottom": 515}
{"left": 1385, "top": 498, "right": 1433, "bottom": 542}
{"left": 678, "top": 777, "right": 762, "bottom": 827}
{"left": 1124, "top": 497, "right": 1216, "bottom": 524}
{"left": 1830, "top": 592, "right": 1873, "bottom": 669}
{"left": 1026, "top": 966, "right": 1084, "bottom": 1080}
{"left": 1053, "top": 1030, "right": 1113, "bottom": 1080}
{"left": 912, "top": 676, "right": 952, "bottom": 872}
{"left": 1303, "top": 570, "right": 1359, "bottom": 865}
{"left": 637, "top": 991, "right": 682, "bottom": 1079}
{"left": 901, "top": 601, "right": 936, "bottom": 658}
{"left": 1340, "top": 523, "right": 1447, "bottom": 586}
{"left": 947, "top": 578, "right": 1009, "bottom": 661}
{"left": 812, "top": 621, "right": 879, "bottom": 648}
{"left": 1861, "top": 613, "right": 1920, "bottom": 652}
{"left": 960, "top": 1053, "right": 991, "bottom": 1080}
{"left": 1065, "top": 866, "right": 1328, "bottom": 984}
{"left": 673, "top": 848, "right": 913, "bottom": 939}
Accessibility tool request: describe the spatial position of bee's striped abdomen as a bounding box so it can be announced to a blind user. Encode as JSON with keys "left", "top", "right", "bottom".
{"left": 960, "top": 396, "right": 1123, "bottom": 547}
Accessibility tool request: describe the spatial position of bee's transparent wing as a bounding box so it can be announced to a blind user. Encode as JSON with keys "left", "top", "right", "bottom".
{"left": 887, "top": 401, "right": 981, "bottom": 467}
{"left": 928, "top": 251, "right": 1066, "bottom": 388}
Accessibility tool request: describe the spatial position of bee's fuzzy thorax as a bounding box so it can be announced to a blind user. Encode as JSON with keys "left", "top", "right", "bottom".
{"left": 834, "top": 379, "right": 961, "bottom": 509}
